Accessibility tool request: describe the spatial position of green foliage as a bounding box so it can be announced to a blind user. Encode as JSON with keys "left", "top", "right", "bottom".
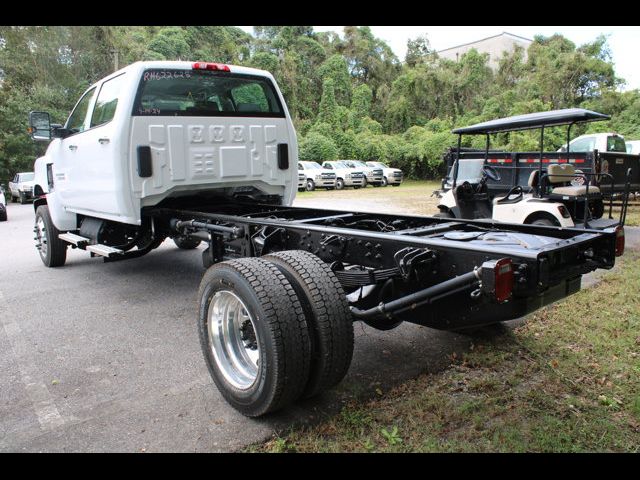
{"left": 299, "top": 132, "right": 338, "bottom": 162}
{"left": 317, "top": 78, "right": 339, "bottom": 128}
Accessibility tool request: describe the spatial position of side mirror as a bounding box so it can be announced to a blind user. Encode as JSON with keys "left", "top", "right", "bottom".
{"left": 29, "top": 111, "right": 51, "bottom": 141}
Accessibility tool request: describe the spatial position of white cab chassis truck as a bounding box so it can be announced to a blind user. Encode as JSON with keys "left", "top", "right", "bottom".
{"left": 29, "top": 62, "right": 626, "bottom": 417}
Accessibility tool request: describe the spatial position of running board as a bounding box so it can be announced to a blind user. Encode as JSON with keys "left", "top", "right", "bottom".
{"left": 86, "top": 244, "right": 124, "bottom": 258}
{"left": 59, "top": 232, "right": 90, "bottom": 246}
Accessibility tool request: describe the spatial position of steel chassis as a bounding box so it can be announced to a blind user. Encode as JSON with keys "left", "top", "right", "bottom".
{"left": 144, "top": 199, "right": 619, "bottom": 332}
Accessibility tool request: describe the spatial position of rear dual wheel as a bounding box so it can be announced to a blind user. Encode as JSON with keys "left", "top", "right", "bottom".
{"left": 197, "top": 251, "right": 354, "bottom": 416}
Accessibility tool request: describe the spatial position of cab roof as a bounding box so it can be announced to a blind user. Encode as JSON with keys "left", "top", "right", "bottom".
{"left": 452, "top": 108, "right": 610, "bottom": 135}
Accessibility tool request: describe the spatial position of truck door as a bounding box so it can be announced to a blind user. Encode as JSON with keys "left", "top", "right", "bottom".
{"left": 52, "top": 86, "right": 97, "bottom": 212}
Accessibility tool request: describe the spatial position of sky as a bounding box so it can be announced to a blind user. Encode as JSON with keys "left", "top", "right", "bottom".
{"left": 237, "top": 26, "right": 640, "bottom": 91}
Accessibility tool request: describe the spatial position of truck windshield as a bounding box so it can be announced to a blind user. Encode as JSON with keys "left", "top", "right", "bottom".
{"left": 302, "top": 162, "right": 321, "bottom": 169}
{"left": 133, "top": 69, "right": 284, "bottom": 117}
{"left": 20, "top": 173, "right": 35, "bottom": 182}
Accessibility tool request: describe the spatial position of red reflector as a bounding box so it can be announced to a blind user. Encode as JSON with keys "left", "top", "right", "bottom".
{"left": 494, "top": 258, "right": 514, "bottom": 303}
{"left": 192, "top": 62, "right": 230, "bottom": 72}
{"left": 574, "top": 159, "right": 585, "bottom": 163}
{"left": 615, "top": 225, "right": 625, "bottom": 257}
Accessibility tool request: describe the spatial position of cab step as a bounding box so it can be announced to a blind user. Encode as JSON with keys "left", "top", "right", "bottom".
{"left": 86, "top": 244, "right": 124, "bottom": 258}
{"left": 59, "top": 232, "right": 90, "bottom": 246}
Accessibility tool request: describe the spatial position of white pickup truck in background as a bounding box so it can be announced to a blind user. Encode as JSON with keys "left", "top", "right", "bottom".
{"left": 8, "top": 172, "right": 36, "bottom": 204}
{"left": 321, "top": 161, "right": 365, "bottom": 189}
{"left": 297, "top": 160, "right": 336, "bottom": 191}
{"left": 558, "top": 132, "right": 627, "bottom": 153}
{"left": 365, "top": 161, "right": 404, "bottom": 186}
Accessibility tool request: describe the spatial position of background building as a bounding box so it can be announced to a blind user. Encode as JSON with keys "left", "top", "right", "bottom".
{"left": 437, "top": 32, "right": 533, "bottom": 69}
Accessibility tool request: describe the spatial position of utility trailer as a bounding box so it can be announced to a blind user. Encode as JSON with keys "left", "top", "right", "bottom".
{"left": 28, "top": 61, "right": 627, "bottom": 417}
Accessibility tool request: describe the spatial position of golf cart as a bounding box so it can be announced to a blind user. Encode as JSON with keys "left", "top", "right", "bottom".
{"left": 436, "top": 109, "right": 632, "bottom": 229}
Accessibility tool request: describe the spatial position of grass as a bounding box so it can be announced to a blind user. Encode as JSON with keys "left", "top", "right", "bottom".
{"left": 248, "top": 250, "right": 640, "bottom": 453}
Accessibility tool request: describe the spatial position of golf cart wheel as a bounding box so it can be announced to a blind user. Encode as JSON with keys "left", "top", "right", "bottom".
{"left": 530, "top": 218, "right": 556, "bottom": 226}
{"left": 197, "top": 257, "right": 311, "bottom": 417}
{"left": 434, "top": 210, "right": 454, "bottom": 219}
{"left": 34, "top": 205, "right": 67, "bottom": 267}
{"left": 305, "top": 179, "right": 316, "bottom": 192}
{"left": 264, "top": 250, "right": 354, "bottom": 398}
{"left": 335, "top": 178, "right": 345, "bottom": 190}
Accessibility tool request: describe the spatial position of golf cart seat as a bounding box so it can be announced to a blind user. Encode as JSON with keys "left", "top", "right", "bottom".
{"left": 547, "top": 163, "right": 600, "bottom": 197}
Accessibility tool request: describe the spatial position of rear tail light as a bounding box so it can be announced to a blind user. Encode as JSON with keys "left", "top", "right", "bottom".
{"left": 192, "top": 62, "right": 230, "bottom": 72}
{"left": 480, "top": 258, "right": 515, "bottom": 303}
{"left": 615, "top": 225, "right": 625, "bottom": 257}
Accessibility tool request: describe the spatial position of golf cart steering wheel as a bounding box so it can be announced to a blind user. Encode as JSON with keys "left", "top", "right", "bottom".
{"left": 482, "top": 165, "right": 501, "bottom": 182}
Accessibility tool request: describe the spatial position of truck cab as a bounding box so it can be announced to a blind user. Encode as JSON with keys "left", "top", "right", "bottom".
{"left": 558, "top": 132, "right": 627, "bottom": 153}
{"left": 30, "top": 61, "right": 297, "bottom": 233}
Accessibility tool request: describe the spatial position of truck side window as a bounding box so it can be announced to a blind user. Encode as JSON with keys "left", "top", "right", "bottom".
{"left": 66, "top": 87, "right": 97, "bottom": 134}
{"left": 91, "top": 74, "right": 126, "bottom": 128}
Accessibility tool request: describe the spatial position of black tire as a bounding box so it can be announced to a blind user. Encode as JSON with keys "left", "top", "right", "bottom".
{"left": 391, "top": 183, "right": 400, "bottom": 187}
{"left": 34, "top": 205, "right": 67, "bottom": 267}
{"left": 197, "top": 257, "right": 311, "bottom": 417}
{"left": 0, "top": 206, "right": 6, "bottom": 222}
{"left": 529, "top": 218, "right": 556, "bottom": 226}
{"left": 362, "top": 177, "right": 368, "bottom": 187}
{"left": 305, "top": 179, "right": 315, "bottom": 192}
{"left": 173, "top": 235, "right": 201, "bottom": 249}
{"left": 381, "top": 177, "right": 388, "bottom": 187}
{"left": 264, "top": 250, "right": 354, "bottom": 398}
{"left": 434, "top": 211, "right": 454, "bottom": 219}
{"left": 11, "top": 195, "right": 17, "bottom": 203}
{"left": 335, "top": 178, "right": 345, "bottom": 190}
{"left": 19, "top": 192, "right": 27, "bottom": 204}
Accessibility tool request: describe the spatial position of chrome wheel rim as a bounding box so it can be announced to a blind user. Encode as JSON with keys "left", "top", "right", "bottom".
{"left": 35, "top": 216, "right": 47, "bottom": 258}
{"left": 208, "top": 290, "right": 259, "bottom": 389}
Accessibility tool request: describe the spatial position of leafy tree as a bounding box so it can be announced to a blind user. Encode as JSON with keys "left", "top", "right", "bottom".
{"left": 317, "top": 54, "right": 352, "bottom": 106}
{"left": 317, "top": 78, "right": 339, "bottom": 128}
{"left": 298, "top": 132, "right": 338, "bottom": 161}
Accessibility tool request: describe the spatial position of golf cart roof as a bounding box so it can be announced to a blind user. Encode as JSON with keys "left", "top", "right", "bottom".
{"left": 452, "top": 108, "right": 610, "bottom": 135}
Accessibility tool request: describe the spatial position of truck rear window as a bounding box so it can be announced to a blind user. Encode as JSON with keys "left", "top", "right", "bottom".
{"left": 607, "top": 136, "right": 627, "bottom": 153}
{"left": 132, "top": 69, "right": 284, "bottom": 118}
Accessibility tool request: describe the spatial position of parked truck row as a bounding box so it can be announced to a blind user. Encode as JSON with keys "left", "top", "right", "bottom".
{"left": 26, "top": 61, "right": 627, "bottom": 417}
{"left": 297, "top": 160, "right": 403, "bottom": 191}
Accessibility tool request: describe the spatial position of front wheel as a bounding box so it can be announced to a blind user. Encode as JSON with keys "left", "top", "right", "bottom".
{"left": 197, "top": 257, "right": 311, "bottom": 417}
{"left": 335, "top": 178, "right": 345, "bottom": 190}
{"left": 19, "top": 192, "right": 27, "bottom": 204}
{"left": 362, "top": 177, "right": 368, "bottom": 187}
{"left": 381, "top": 177, "right": 388, "bottom": 187}
{"left": 305, "top": 179, "right": 316, "bottom": 192}
{"left": 34, "top": 205, "right": 67, "bottom": 267}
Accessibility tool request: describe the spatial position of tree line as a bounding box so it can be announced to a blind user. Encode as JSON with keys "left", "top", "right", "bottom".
{"left": 1, "top": 26, "right": 639, "bottom": 185}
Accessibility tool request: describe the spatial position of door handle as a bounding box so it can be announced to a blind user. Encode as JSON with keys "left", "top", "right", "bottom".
{"left": 68, "top": 145, "right": 77, "bottom": 151}
{"left": 98, "top": 138, "right": 110, "bottom": 145}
